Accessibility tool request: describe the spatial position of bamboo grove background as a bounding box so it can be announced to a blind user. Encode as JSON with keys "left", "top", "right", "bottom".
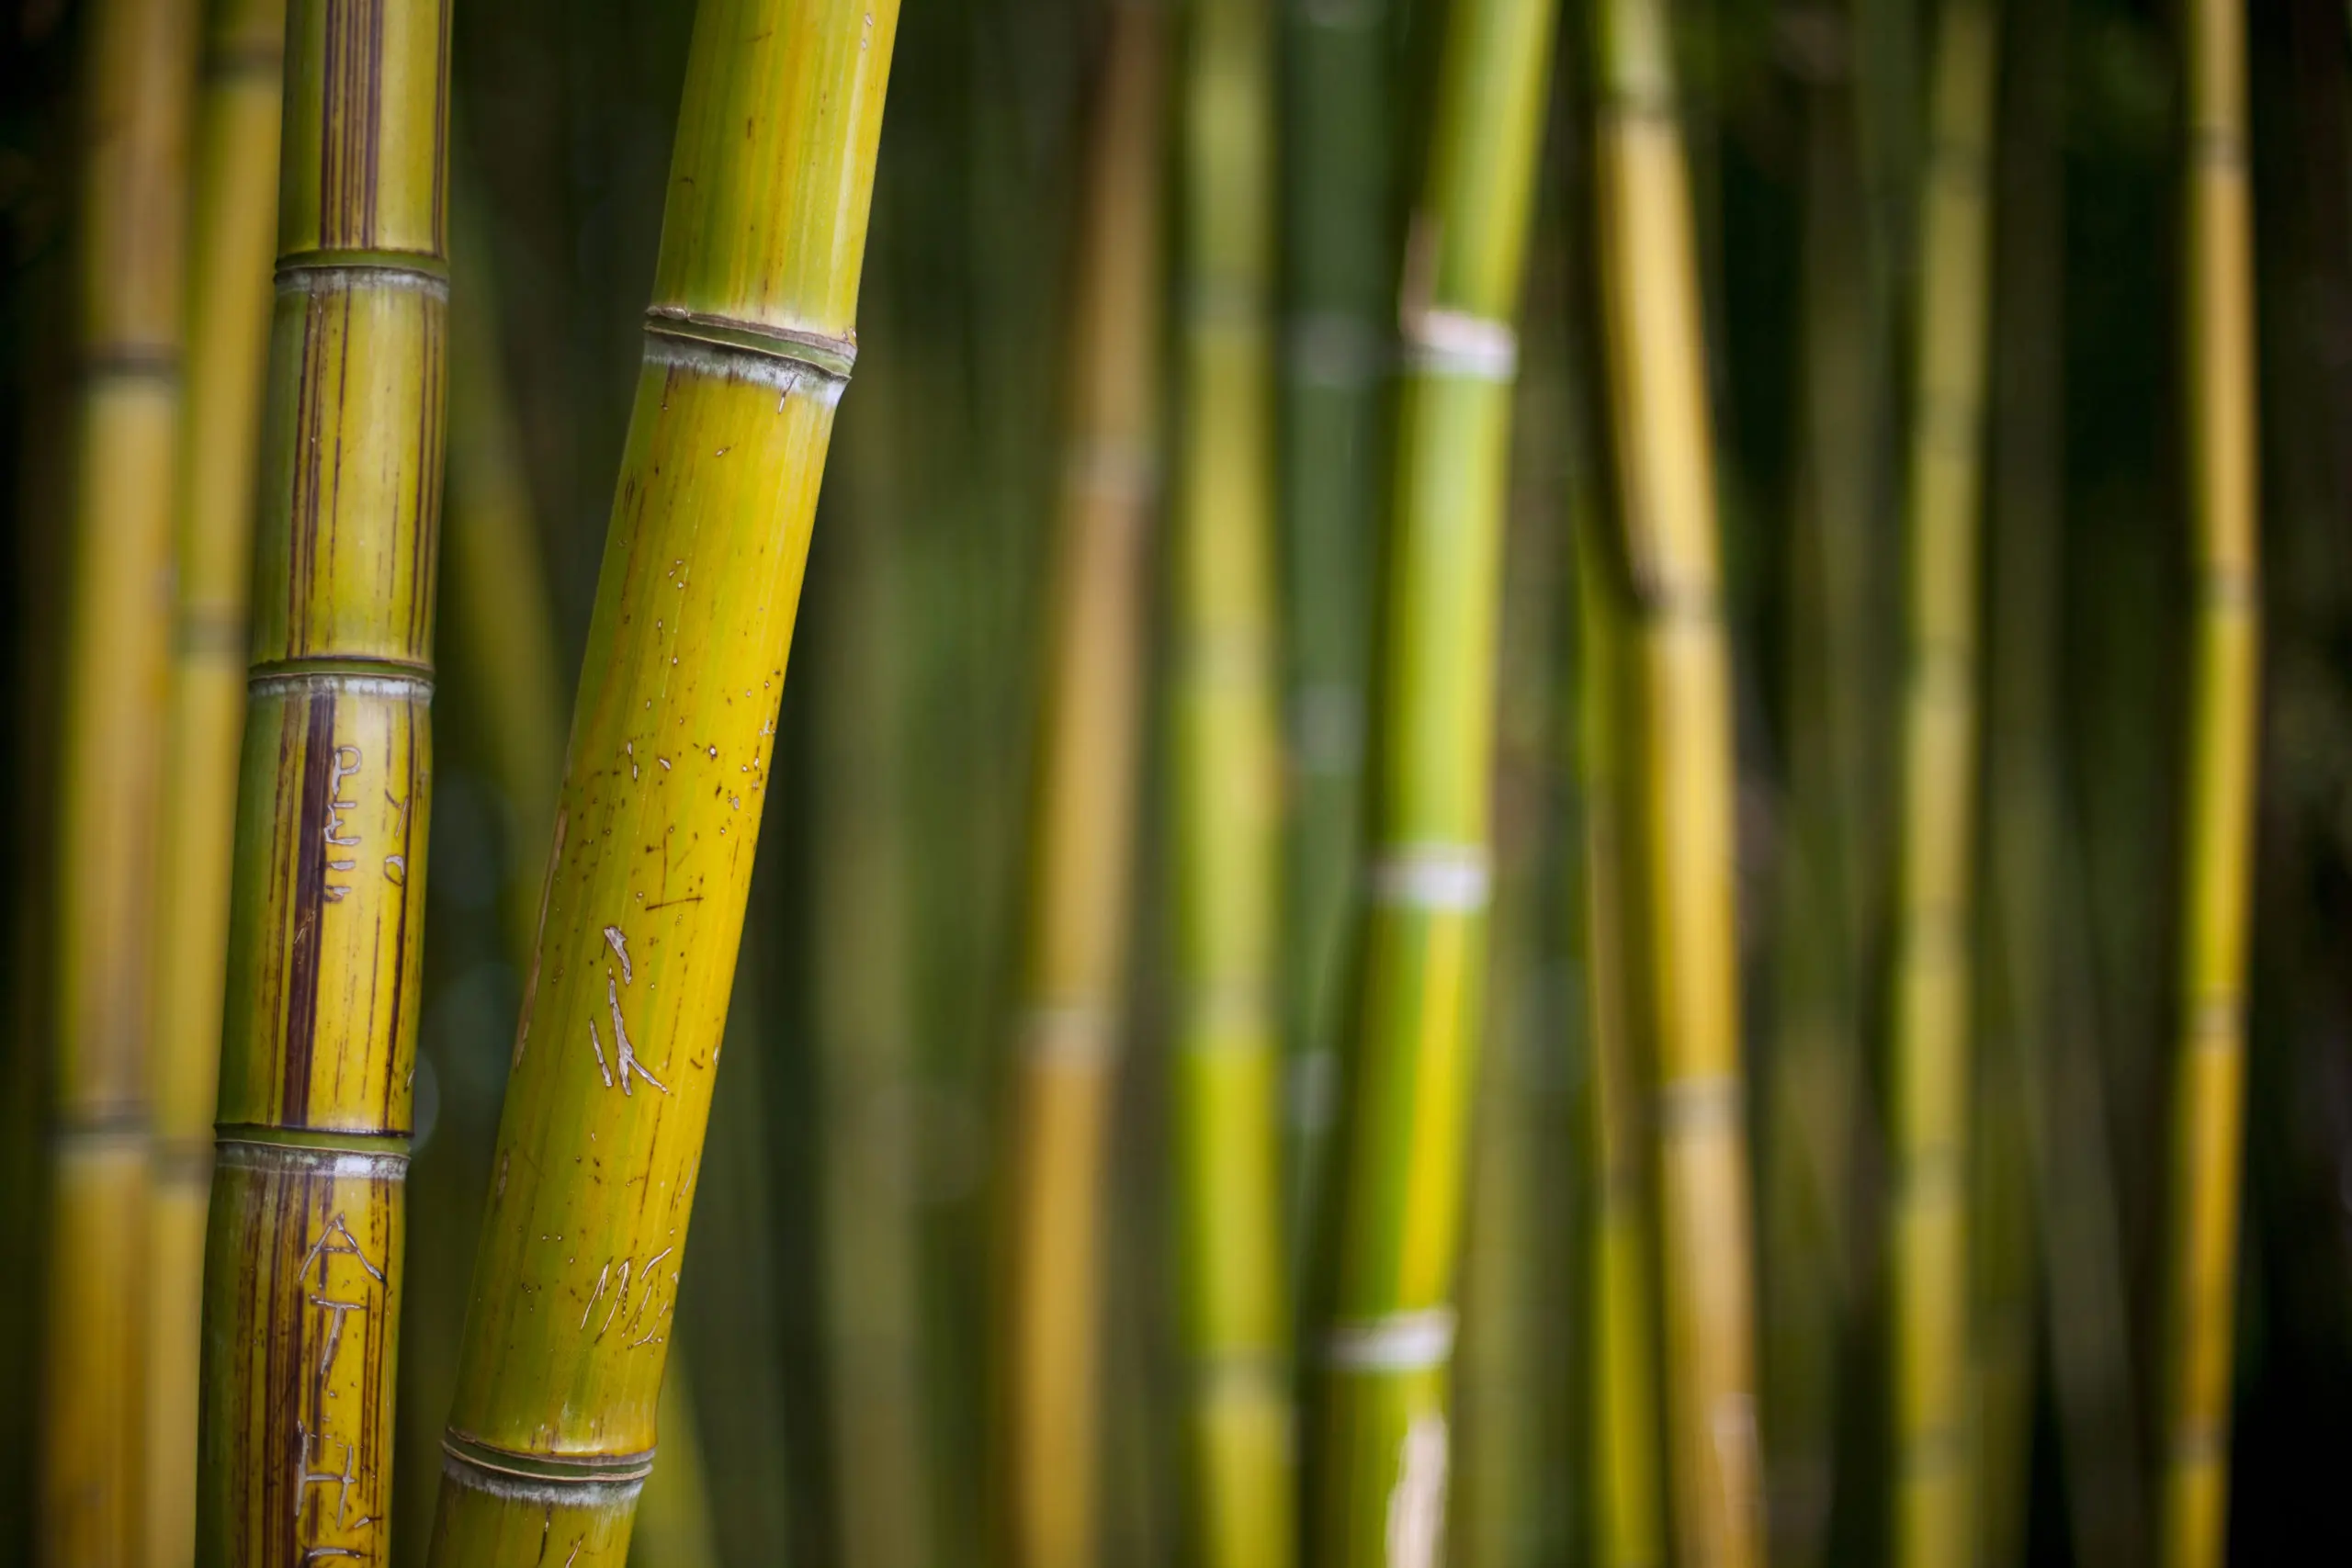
{"left": 2, "top": 0, "right": 2352, "bottom": 1563}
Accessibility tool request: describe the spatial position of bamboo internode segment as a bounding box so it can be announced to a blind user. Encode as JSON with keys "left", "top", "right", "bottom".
{"left": 424, "top": 2, "right": 897, "bottom": 1560}
{"left": 148, "top": 0, "right": 287, "bottom": 1557}
{"left": 192, "top": 3, "right": 448, "bottom": 1564}
{"left": 1589, "top": 1, "right": 1760, "bottom": 1564}
{"left": 1001, "top": 10, "right": 1163, "bottom": 1565}
{"left": 42, "top": 0, "right": 200, "bottom": 1561}
{"left": 1886, "top": 6, "right": 1997, "bottom": 1565}
{"left": 1171, "top": 0, "right": 1295, "bottom": 1561}
{"left": 2163, "top": 4, "right": 2260, "bottom": 1565}
{"left": 1300, "top": 0, "right": 1555, "bottom": 1562}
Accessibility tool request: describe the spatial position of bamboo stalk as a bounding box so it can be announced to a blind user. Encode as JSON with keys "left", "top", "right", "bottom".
{"left": 1172, "top": 0, "right": 1294, "bottom": 1552}
{"left": 1277, "top": 0, "right": 1391, "bottom": 1247}
{"left": 421, "top": 1, "right": 898, "bottom": 1557}
{"left": 191, "top": 2, "right": 450, "bottom": 1562}
{"left": 41, "top": 0, "right": 200, "bottom": 1560}
{"left": 1577, "top": 524, "right": 1665, "bottom": 1568}
{"left": 999, "top": 10, "right": 1165, "bottom": 1563}
{"left": 1882, "top": 5, "right": 1997, "bottom": 1564}
{"left": 144, "top": 3, "right": 286, "bottom": 1559}
{"left": 1298, "top": 0, "right": 1556, "bottom": 1560}
{"left": 1586, "top": 1, "right": 1760, "bottom": 1562}
{"left": 2161, "top": 2, "right": 2262, "bottom": 1563}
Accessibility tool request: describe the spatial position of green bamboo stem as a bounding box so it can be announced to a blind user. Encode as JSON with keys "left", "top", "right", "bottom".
{"left": 1277, "top": 0, "right": 1391, "bottom": 1247}
{"left": 144, "top": 1, "right": 285, "bottom": 1560}
{"left": 999, "top": 11, "right": 1164, "bottom": 1562}
{"left": 2161, "top": 2, "right": 2262, "bottom": 1563}
{"left": 421, "top": 1, "right": 898, "bottom": 1557}
{"left": 1883, "top": 5, "right": 1997, "bottom": 1563}
{"left": 1587, "top": 2, "right": 1760, "bottom": 1562}
{"left": 42, "top": 0, "right": 200, "bottom": 1560}
{"left": 191, "top": 3, "right": 450, "bottom": 1562}
{"left": 1299, "top": 0, "right": 1556, "bottom": 1560}
{"left": 1576, "top": 525, "right": 1668, "bottom": 1568}
{"left": 1171, "top": 0, "right": 1295, "bottom": 1560}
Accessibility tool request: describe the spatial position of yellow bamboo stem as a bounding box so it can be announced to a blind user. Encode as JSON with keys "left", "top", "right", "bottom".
{"left": 422, "top": 2, "right": 898, "bottom": 1558}
{"left": 42, "top": 0, "right": 200, "bottom": 1560}
{"left": 2161, "top": 3, "right": 2261, "bottom": 1564}
{"left": 1589, "top": 1, "right": 1760, "bottom": 1562}
{"left": 1884, "top": 6, "right": 1997, "bottom": 1564}
{"left": 1170, "top": 0, "right": 1294, "bottom": 1558}
{"left": 191, "top": 3, "right": 450, "bottom": 1562}
{"left": 999, "top": 10, "right": 1165, "bottom": 1563}
{"left": 144, "top": 3, "right": 285, "bottom": 1560}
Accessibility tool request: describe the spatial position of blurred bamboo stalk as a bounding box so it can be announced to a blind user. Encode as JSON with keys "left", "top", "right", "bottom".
{"left": 423, "top": 0, "right": 897, "bottom": 1556}
{"left": 2160, "top": 2, "right": 2262, "bottom": 1564}
{"left": 193, "top": 1, "right": 450, "bottom": 1560}
{"left": 999, "top": 10, "right": 1165, "bottom": 1563}
{"left": 1577, "top": 528, "right": 1666, "bottom": 1568}
{"left": 1587, "top": 0, "right": 1761, "bottom": 1562}
{"left": 41, "top": 0, "right": 200, "bottom": 1560}
{"left": 1171, "top": 0, "right": 1296, "bottom": 1558}
{"left": 1299, "top": 0, "right": 1556, "bottom": 1560}
{"left": 1883, "top": 3, "right": 1997, "bottom": 1564}
{"left": 1277, "top": 0, "right": 1390, "bottom": 1247}
{"left": 1763, "top": 9, "right": 1884, "bottom": 1558}
{"left": 627, "top": 1374, "right": 720, "bottom": 1568}
{"left": 141, "top": 0, "right": 282, "bottom": 1560}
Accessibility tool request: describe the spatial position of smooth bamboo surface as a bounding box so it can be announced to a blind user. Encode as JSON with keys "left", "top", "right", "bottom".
{"left": 42, "top": 0, "right": 200, "bottom": 1561}
{"left": 1000, "top": 11, "right": 1164, "bottom": 1564}
{"left": 1276, "top": 0, "right": 1389, "bottom": 1247}
{"left": 2162, "top": 3, "right": 2261, "bottom": 1563}
{"left": 1589, "top": 2, "right": 1760, "bottom": 1563}
{"left": 424, "top": 1, "right": 898, "bottom": 1559}
{"left": 145, "top": 3, "right": 287, "bottom": 1560}
{"left": 1884, "top": 6, "right": 1997, "bottom": 1564}
{"left": 1172, "top": 0, "right": 1293, "bottom": 1559}
{"left": 1577, "top": 532, "right": 1665, "bottom": 1568}
{"left": 1299, "top": 0, "right": 1555, "bottom": 1561}
{"left": 192, "top": 3, "right": 450, "bottom": 1563}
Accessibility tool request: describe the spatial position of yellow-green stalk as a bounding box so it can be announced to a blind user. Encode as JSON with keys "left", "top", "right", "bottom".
{"left": 2161, "top": 2, "right": 2261, "bottom": 1563}
{"left": 1587, "top": 0, "right": 1761, "bottom": 1562}
{"left": 1171, "top": 0, "right": 1292, "bottom": 1557}
{"left": 1577, "top": 529, "right": 1666, "bottom": 1568}
{"left": 144, "top": 2, "right": 285, "bottom": 1559}
{"left": 1883, "top": 5, "right": 1997, "bottom": 1564}
{"left": 42, "top": 0, "right": 199, "bottom": 1560}
{"left": 1299, "top": 0, "right": 1556, "bottom": 1560}
{"left": 192, "top": 2, "right": 450, "bottom": 1562}
{"left": 999, "top": 10, "right": 1165, "bottom": 1563}
{"left": 422, "top": 0, "right": 898, "bottom": 1557}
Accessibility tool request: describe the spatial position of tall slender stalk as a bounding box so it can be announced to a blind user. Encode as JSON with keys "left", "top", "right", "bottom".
{"left": 2161, "top": 2, "right": 2262, "bottom": 1563}
{"left": 1577, "top": 527, "right": 1665, "bottom": 1568}
{"left": 422, "top": 0, "right": 898, "bottom": 1557}
{"left": 1174, "top": 0, "right": 1292, "bottom": 1558}
{"left": 1000, "top": 11, "right": 1164, "bottom": 1562}
{"left": 1883, "top": 5, "right": 1997, "bottom": 1564}
{"left": 192, "top": 2, "right": 450, "bottom": 1562}
{"left": 144, "top": 3, "right": 285, "bottom": 1558}
{"left": 1277, "top": 0, "right": 1391, "bottom": 1247}
{"left": 1586, "top": 1, "right": 1760, "bottom": 1562}
{"left": 42, "top": 0, "right": 199, "bottom": 1559}
{"left": 1299, "top": 0, "right": 1556, "bottom": 1560}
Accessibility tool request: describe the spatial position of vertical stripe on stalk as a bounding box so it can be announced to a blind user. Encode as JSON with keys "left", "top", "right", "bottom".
{"left": 1300, "top": 0, "right": 1556, "bottom": 1562}
{"left": 2160, "top": 3, "right": 2261, "bottom": 1565}
{"left": 195, "top": 2, "right": 450, "bottom": 1563}
{"left": 1587, "top": 0, "right": 1762, "bottom": 1563}
{"left": 422, "top": 2, "right": 899, "bottom": 1560}
{"left": 40, "top": 0, "right": 200, "bottom": 1560}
